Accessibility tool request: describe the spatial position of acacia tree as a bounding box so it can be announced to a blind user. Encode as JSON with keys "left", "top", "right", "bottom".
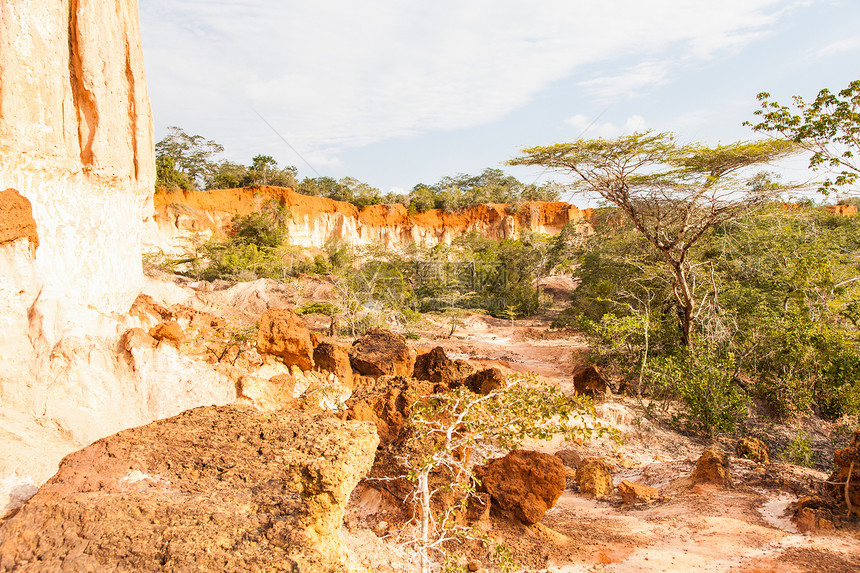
{"left": 510, "top": 132, "right": 795, "bottom": 349}
{"left": 155, "top": 126, "right": 224, "bottom": 190}
{"left": 746, "top": 78, "right": 859, "bottom": 195}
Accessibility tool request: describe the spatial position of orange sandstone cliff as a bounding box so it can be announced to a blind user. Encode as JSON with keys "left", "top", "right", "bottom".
{"left": 146, "top": 186, "right": 589, "bottom": 253}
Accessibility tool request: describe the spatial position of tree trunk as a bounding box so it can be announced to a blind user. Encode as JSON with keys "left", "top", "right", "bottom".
{"left": 418, "top": 470, "right": 431, "bottom": 573}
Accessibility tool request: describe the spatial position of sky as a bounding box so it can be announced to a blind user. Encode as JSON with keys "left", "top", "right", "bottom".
{"left": 139, "top": 0, "right": 860, "bottom": 203}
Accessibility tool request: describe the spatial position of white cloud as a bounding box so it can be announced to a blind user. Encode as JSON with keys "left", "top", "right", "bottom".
{"left": 578, "top": 61, "right": 670, "bottom": 100}
{"left": 565, "top": 114, "right": 648, "bottom": 138}
{"left": 809, "top": 36, "right": 860, "bottom": 60}
{"left": 140, "top": 0, "right": 799, "bottom": 161}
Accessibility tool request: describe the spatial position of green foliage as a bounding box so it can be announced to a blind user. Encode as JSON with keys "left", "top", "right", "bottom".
{"left": 510, "top": 131, "right": 796, "bottom": 349}
{"left": 778, "top": 430, "right": 814, "bottom": 467}
{"left": 297, "top": 302, "right": 339, "bottom": 316}
{"left": 407, "top": 168, "right": 560, "bottom": 213}
{"left": 747, "top": 78, "right": 860, "bottom": 194}
{"left": 646, "top": 353, "right": 748, "bottom": 435}
{"left": 196, "top": 201, "right": 308, "bottom": 281}
{"left": 403, "top": 372, "right": 613, "bottom": 572}
{"left": 207, "top": 156, "right": 298, "bottom": 190}
{"left": 155, "top": 126, "right": 224, "bottom": 191}
{"left": 558, "top": 201, "right": 860, "bottom": 426}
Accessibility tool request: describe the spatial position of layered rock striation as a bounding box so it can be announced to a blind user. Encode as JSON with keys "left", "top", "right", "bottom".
{"left": 146, "top": 186, "right": 589, "bottom": 254}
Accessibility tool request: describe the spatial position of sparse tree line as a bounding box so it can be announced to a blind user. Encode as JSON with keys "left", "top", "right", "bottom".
{"left": 155, "top": 127, "right": 560, "bottom": 212}
{"left": 149, "top": 78, "right": 860, "bottom": 440}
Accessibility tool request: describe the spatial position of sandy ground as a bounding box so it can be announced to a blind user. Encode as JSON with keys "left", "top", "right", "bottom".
{"left": 340, "top": 311, "right": 860, "bottom": 573}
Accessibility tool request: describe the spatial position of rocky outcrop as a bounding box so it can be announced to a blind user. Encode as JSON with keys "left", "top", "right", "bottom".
{"left": 575, "top": 457, "right": 614, "bottom": 498}
{"left": 314, "top": 341, "right": 355, "bottom": 390}
{"left": 0, "top": 0, "right": 154, "bottom": 313}
{"left": 618, "top": 480, "right": 659, "bottom": 505}
{"left": 349, "top": 328, "right": 413, "bottom": 378}
{"left": 736, "top": 437, "right": 770, "bottom": 464}
{"left": 257, "top": 308, "right": 315, "bottom": 370}
{"left": 690, "top": 447, "right": 733, "bottom": 488}
{"left": 0, "top": 0, "right": 215, "bottom": 512}
{"left": 572, "top": 365, "right": 609, "bottom": 398}
{"left": 474, "top": 450, "right": 566, "bottom": 525}
{"left": 0, "top": 405, "right": 379, "bottom": 572}
{"left": 413, "top": 346, "right": 475, "bottom": 388}
{"left": 0, "top": 189, "right": 38, "bottom": 249}
{"left": 462, "top": 367, "right": 505, "bottom": 395}
{"left": 145, "top": 186, "right": 589, "bottom": 254}
{"left": 343, "top": 375, "right": 434, "bottom": 445}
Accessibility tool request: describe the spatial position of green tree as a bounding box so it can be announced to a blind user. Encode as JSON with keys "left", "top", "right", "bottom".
{"left": 155, "top": 126, "right": 224, "bottom": 190}
{"left": 746, "top": 78, "right": 860, "bottom": 194}
{"left": 510, "top": 131, "right": 796, "bottom": 348}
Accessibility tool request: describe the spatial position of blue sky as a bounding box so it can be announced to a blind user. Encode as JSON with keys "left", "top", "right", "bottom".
{"left": 139, "top": 0, "right": 860, "bottom": 202}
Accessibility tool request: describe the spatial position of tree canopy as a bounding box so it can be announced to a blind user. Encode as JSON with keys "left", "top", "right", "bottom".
{"left": 746, "top": 78, "right": 860, "bottom": 194}
{"left": 510, "top": 131, "right": 796, "bottom": 348}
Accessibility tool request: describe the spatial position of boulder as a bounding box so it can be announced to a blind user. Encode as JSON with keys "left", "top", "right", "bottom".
{"left": 462, "top": 367, "right": 505, "bottom": 395}
{"left": 256, "top": 308, "right": 314, "bottom": 370}
{"left": 618, "top": 480, "right": 659, "bottom": 505}
{"left": 148, "top": 319, "right": 184, "bottom": 345}
{"left": 313, "top": 341, "right": 355, "bottom": 390}
{"left": 349, "top": 328, "right": 413, "bottom": 377}
{"left": 572, "top": 365, "right": 609, "bottom": 398}
{"left": 690, "top": 447, "right": 733, "bottom": 488}
{"left": 343, "top": 375, "right": 435, "bottom": 445}
{"left": 575, "top": 457, "right": 614, "bottom": 498}
{"left": 474, "top": 450, "right": 566, "bottom": 525}
{"left": 0, "top": 405, "right": 379, "bottom": 572}
{"left": 736, "top": 437, "right": 770, "bottom": 464}
{"left": 413, "top": 346, "right": 475, "bottom": 389}
{"left": 236, "top": 373, "right": 299, "bottom": 411}
{"left": 555, "top": 448, "right": 583, "bottom": 469}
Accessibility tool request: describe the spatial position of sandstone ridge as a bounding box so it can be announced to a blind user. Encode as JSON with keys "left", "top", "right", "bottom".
{"left": 146, "top": 186, "right": 589, "bottom": 254}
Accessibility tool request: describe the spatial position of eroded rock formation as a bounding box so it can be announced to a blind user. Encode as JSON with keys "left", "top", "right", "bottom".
{"left": 0, "top": 405, "right": 379, "bottom": 572}
{"left": 145, "top": 186, "right": 590, "bottom": 253}
{"left": 0, "top": 1, "right": 243, "bottom": 512}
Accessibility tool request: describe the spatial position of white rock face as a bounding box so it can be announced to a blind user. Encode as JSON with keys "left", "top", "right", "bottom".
{"left": 0, "top": 0, "right": 154, "bottom": 312}
{"left": 0, "top": 1, "right": 239, "bottom": 512}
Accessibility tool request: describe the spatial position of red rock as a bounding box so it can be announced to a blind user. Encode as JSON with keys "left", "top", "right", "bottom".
{"left": 576, "top": 457, "right": 614, "bottom": 498}
{"left": 343, "top": 375, "right": 435, "bottom": 445}
{"left": 462, "top": 367, "right": 505, "bottom": 395}
{"left": 0, "top": 405, "right": 378, "bottom": 572}
{"left": 413, "top": 346, "right": 475, "bottom": 389}
{"left": 349, "top": 328, "right": 413, "bottom": 377}
{"left": 256, "top": 308, "right": 314, "bottom": 370}
{"left": 148, "top": 320, "right": 184, "bottom": 344}
{"left": 690, "top": 447, "right": 733, "bottom": 488}
{"left": 474, "top": 450, "right": 566, "bottom": 525}
{"left": 572, "top": 365, "right": 608, "bottom": 398}
{"left": 618, "top": 480, "right": 658, "bottom": 504}
{"left": 313, "top": 341, "right": 355, "bottom": 390}
{"left": 736, "top": 437, "right": 770, "bottom": 464}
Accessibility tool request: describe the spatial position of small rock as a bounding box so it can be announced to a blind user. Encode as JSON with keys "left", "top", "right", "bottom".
{"left": 313, "top": 341, "right": 355, "bottom": 390}
{"left": 736, "top": 437, "right": 769, "bottom": 464}
{"left": 690, "top": 447, "right": 733, "bottom": 488}
{"left": 256, "top": 308, "right": 314, "bottom": 370}
{"left": 467, "top": 559, "right": 481, "bottom": 571}
{"left": 462, "top": 367, "right": 505, "bottom": 395}
{"left": 349, "top": 328, "right": 413, "bottom": 377}
{"left": 618, "top": 480, "right": 658, "bottom": 504}
{"left": 576, "top": 457, "right": 614, "bottom": 498}
{"left": 148, "top": 320, "right": 184, "bottom": 345}
{"left": 555, "top": 448, "right": 583, "bottom": 469}
{"left": 413, "top": 346, "right": 475, "bottom": 388}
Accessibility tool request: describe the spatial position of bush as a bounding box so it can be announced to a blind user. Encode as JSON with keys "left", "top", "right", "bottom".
{"left": 646, "top": 353, "right": 748, "bottom": 435}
